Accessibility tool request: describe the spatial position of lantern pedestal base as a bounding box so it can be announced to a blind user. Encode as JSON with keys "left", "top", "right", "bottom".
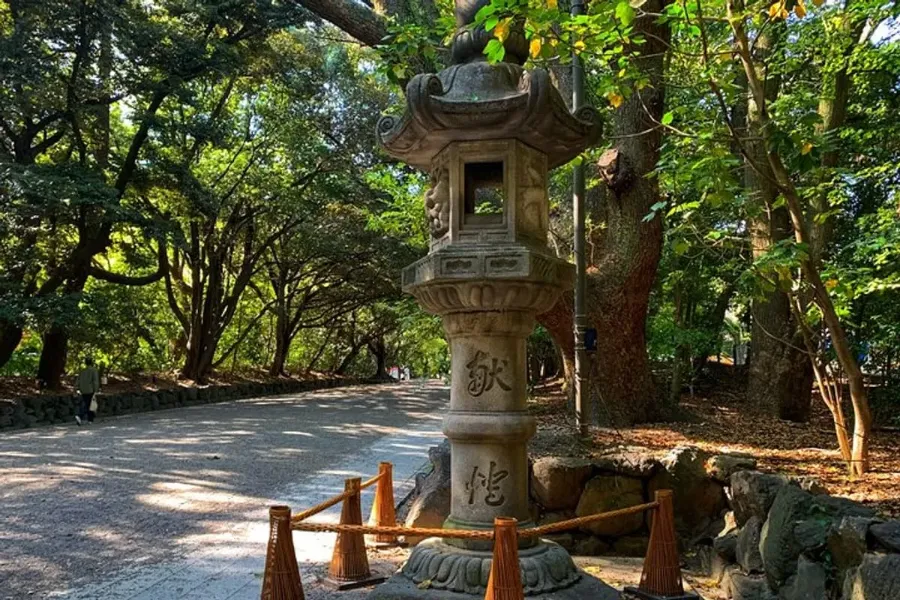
{"left": 366, "top": 538, "right": 619, "bottom": 599}
{"left": 622, "top": 587, "right": 700, "bottom": 600}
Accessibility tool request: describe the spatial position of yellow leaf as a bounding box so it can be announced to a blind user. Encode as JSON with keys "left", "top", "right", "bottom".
{"left": 768, "top": 2, "right": 781, "bottom": 18}
{"left": 826, "top": 279, "right": 839, "bottom": 290}
{"left": 530, "top": 37, "right": 542, "bottom": 58}
{"left": 547, "top": 0, "right": 558, "bottom": 8}
{"left": 801, "top": 141, "right": 813, "bottom": 154}
{"left": 549, "top": 37, "right": 559, "bottom": 47}
{"left": 574, "top": 40, "right": 586, "bottom": 53}
{"left": 812, "top": 0, "right": 824, "bottom": 6}
{"left": 608, "top": 92, "right": 624, "bottom": 108}
{"left": 494, "top": 18, "right": 510, "bottom": 42}
{"left": 780, "top": 6, "right": 789, "bottom": 18}
{"left": 794, "top": 0, "right": 807, "bottom": 17}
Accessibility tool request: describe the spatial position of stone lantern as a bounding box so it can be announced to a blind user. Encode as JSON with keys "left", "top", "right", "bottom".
{"left": 372, "top": 2, "right": 615, "bottom": 598}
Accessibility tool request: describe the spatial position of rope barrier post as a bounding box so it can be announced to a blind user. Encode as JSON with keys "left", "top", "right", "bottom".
{"left": 261, "top": 506, "right": 305, "bottom": 600}
{"left": 624, "top": 490, "right": 698, "bottom": 600}
{"left": 325, "top": 477, "right": 386, "bottom": 590}
{"left": 484, "top": 517, "right": 524, "bottom": 600}
{"left": 368, "top": 461, "right": 397, "bottom": 546}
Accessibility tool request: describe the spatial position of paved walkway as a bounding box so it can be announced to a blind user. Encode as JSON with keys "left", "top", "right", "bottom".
{"left": 0, "top": 381, "right": 448, "bottom": 600}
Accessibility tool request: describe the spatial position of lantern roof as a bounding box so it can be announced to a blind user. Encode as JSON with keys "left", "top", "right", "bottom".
{"left": 377, "top": 2, "right": 600, "bottom": 171}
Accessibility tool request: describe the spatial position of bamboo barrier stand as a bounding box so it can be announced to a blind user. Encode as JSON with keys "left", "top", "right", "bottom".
{"left": 263, "top": 462, "right": 696, "bottom": 599}
{"left": 484, "top": 517, "right": 525, "bottom": 600}
{"left": 624, "top": 490, "right": 698, "bottom": 600}
{"left": 324, "top": 477, "right": 386, "bottom": 590}
{"left": 260, "top": 506, "right": 305, "bottom": 600}
{"left": 368, "top": 462, "right": 397, "bottom": 545}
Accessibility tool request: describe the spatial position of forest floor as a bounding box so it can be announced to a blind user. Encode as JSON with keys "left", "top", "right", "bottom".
{"left": 0, "top": 368, "right": 349, "bottom": 400}
{"left": 528, "top": 366, "right": 900, "bottom": 519}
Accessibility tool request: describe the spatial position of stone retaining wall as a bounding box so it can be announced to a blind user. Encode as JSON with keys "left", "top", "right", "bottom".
{"left": 0, "top": 378, "right": 363, "bottom": 431}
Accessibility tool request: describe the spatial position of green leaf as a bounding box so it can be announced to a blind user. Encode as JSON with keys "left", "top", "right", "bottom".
{"left": 661, "top": 111, "right": 674, "bottom": 125}
{"left": 616, "top": 1, "right": 636, "bottom": 25}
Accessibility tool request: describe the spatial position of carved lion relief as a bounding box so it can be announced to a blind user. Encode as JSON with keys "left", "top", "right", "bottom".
{"left": 425, "top": 168, "right": 450, "bottom": 238}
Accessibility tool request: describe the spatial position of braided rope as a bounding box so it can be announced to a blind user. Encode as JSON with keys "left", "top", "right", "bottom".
{"left": 517, "top": 501, "right": 658, "bottom": 538}
{"left": 290, "top": 472, "right": 385, "bottom": 523}
{"left": 290, "top": 501, "right": 659, "bottom": 540}
{"left": 291, "top": 521, "right": 496, "bottom": 540}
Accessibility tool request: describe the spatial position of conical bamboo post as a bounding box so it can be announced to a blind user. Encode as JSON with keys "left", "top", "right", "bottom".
{"left": 325, "top": 477, "right": 385, "bottom": 590}
{"left": 484, "top": 517, "right": 524, "bottom": 600}
{"left": 260, "top": 506, "right": 305, "bottom": 600}
{"left": 625, "top": 489, "right": 697, "bottom": 599}
{"left": 368, "top": 462, "right": 397, "bottom": 545}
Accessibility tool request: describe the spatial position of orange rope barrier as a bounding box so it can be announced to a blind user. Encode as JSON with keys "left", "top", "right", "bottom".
{"left": 291, "top": 521, "right": 496, "bottom": 540}
{"left": 290, "top": 501, "right": 660, "bottom": 541}
{"left": 517, "top": 501, "right": 659, "bottom": 538}
{"left": 290, "top": 471, "right": 385, "bottom": 523}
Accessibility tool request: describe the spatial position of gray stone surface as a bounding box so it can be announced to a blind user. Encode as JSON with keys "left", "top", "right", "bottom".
{"left": 843, "top": 553, "right": 900, "bottom": 600}
{"left": 404, "top": 442, "right": 452, "bottom": 546}
{"left": 869, "top": 520, "right": 900, "bottom": 553}
{"left": 723, "top": 567, "right": 777, "bottom": 600}
{"left": 576, "top": 475, "right": 645, "bottom": 537}
{"left": 829, "top": 516, "right": 876, "bottom": 573}
{"left": 736, "top": 516, "right": 764, "bottom": 574}
{"left": 367, "top": 568, "right": 620, "bottom": 600}
{"left": 656, "top": 445, "right": 728, "bottom": 536}
{"left": 706, "top": 454, "right": 757, "bottom": 484}
{"left": 760, "top": 485, "right": 814, "bottom": 588}
{"left": 592, "top": 446, "right": 662, "bottom": 479}
{"left": 730, "top": 471, "right": 788, "bottom": 527}
{"left": 779, "top": 556, "right": 826, "bottom": 600}
{"left": 714, "top": 530, "right": 739, "bottom": 563}
{"left": 0, "top": 382, "right": 448, "bottom": 599}
{"left": 531, "top": 457, "right": 594, "bottom": 510}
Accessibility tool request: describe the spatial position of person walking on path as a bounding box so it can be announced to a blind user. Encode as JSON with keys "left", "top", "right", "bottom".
{"left": 75, "top": 358, "right": 101, "bottom": 425}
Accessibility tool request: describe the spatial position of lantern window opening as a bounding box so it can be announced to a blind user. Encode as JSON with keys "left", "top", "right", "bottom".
{"left": 463, "top": 161, "right": 505, "bottom": 227}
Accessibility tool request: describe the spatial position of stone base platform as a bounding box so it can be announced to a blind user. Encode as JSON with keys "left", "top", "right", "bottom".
{"left": 366, "top": 570, "right": 620, "bottom": 600}
{"left": 366, "top": 538, "right": 619, "bottom": 600}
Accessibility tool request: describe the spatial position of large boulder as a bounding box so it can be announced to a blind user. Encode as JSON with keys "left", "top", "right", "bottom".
{"left": 737, "top": 516, "right": 765, "bottom": 574}
{"left": 722, "top": 567, "right": 777, "bottom": 600}
{"left": 592, "top": 446, "right": 662, "bottom": 479}
{"left": 843, "top": 553, "right": 900, "bottom": 600}
{"left": 760, "top": 485, "right": 816, "bottom": 588}
{"left": 828, "top": 517, "right": 877, "bottom": 575}
{"left": 714, "top": 529, "right": 739, "bottom": 564}
{"left": 731, "top": 470, "right": 788, "bottom": 527}
{"left": 869, "top": 521, "right": 900, "bottom": 553}
{"left": 575, "top": 474, "right": 645, "bottom": 537}
{"left": 655, "top": 445, "right": 728, "bottom": 536}
{"left": 779, "top": 556, "right": 827, "bottom": 600}
{"left": 404, "top": 442, "right": 451, "bottom": 545}
{"left": 531, "top": 457, "right": 594, "bottom": 511}
{"left": 761, "top": 484, "right": 874, "bottom": 589}
{"left": 706, "top": 453, "right": 757, "bottom": 484}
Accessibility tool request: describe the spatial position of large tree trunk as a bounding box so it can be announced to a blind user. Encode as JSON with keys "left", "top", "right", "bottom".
{"left": 37, "top": 324, "right": 69, "bottom": 389}
{"left": 539, "top": 0, "right": 669, "bottom": 425}
{"left": 0, "top": 321, "right": 24, "bottom": 368}
{"left": 743, "top": 24, "right": 812, "bottom": 422}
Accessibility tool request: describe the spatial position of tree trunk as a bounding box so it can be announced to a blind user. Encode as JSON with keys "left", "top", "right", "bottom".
{"left": 743, "top": 24, "right": 812, "bottom": 422}
{"left": 0, "top": 321, "right": 24, "bottom": 368}
{"left": 37, "top": 324, "right": 69, "bottom": 389}
{"left": 540, "top": 0, "right": 669, "bottom": 425}
{"left": 269, "top": 309, "right": 290, "bottom": 376}
{"left": 369, "top": 336, "right": 390, "bottom": 379}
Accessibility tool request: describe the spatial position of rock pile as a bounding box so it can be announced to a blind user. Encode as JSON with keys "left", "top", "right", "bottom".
{"left": 712, "top": 470, "right": 900, "bottom": 600}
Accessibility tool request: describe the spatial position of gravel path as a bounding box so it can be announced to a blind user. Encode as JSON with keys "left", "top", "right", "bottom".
{"left": 0, "top": 381, "right": 448, "bottom": 600}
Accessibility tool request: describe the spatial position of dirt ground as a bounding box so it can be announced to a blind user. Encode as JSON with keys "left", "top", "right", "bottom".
{"left": 528, "top": 371, "right": 900, "bottom": 519}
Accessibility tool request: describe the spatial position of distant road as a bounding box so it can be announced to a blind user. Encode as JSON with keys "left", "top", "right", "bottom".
{"left": 0, "top": 381, "right": 448, "bottom": 600}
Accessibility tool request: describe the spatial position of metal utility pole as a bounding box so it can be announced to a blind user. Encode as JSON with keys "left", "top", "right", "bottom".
{"left": 572, "top": 0, "right": 588, "bottom": 435}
